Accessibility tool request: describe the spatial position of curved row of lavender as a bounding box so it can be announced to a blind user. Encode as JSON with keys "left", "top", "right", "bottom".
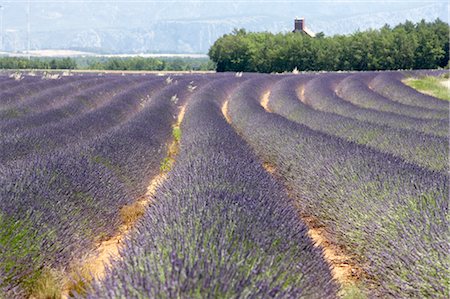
{"left": 336, "top": 74, "right": 447, "bottom": 121}
{"left": 302, "top": 74, "right": 448, "bottom": 137}
{"left": 1, "top": 70, "right": 447, "bottom": 298}
{"left": 0, "top": 75, "right": 94, "bottom": 110}
{"left": 0, "top": 77, "right": 168, "bottom": 164}
{"left": 86, "top": 76, "right": 337, "bottom": 299}
{"left": 0, "top": 76, "right": 139, "bottom": 132}
{"left": 0, "top": 73, "right": 207, "bottom": 297}
{"left": 0, "top": 77, "right": 94, "bottom": 122}
{"left": 267, "top": 75, "right": 448, "bottom": 171}
{"left": 0, "top": 75, "right": 32, "bottom": 89}
{"left": 369, "top": 72, "right": 449, "bottom": 111}
{"left": 227, "top": 75, "right": 449, "bottom": 298}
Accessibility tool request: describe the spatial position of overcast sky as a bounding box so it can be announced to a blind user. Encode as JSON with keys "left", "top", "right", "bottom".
{"left": 1, "top": 0, "right": 447, "bottom": 53}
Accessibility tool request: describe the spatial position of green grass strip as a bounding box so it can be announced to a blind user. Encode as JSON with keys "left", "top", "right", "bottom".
{"left": 405, "top": 76, "right": 450, "bottom": 101}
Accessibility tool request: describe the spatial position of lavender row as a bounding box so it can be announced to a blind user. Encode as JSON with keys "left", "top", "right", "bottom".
{"left": 87, "top": 76, "right": 210, "bottom": 198}
{"left": 302, "top": 74, "right": 449, "bottom": 136}
{"left": 1, "top": 76, "right": 110, "bottom": 114}
{"left": 369, "top": 72, "right": 449, "bottom": 111}
{"left": 336, "top": 74, "right": 447, "bottom": 121}
{"left": 0, "top": 75, "right": 43, "bottom": 96}
{"left": 268, "top": 76, "right": 448, "bottom": 172}
{"left": 0, "top": 76, "right": 41, "bottom": 94}
{"left": 0, "top": 74, "right": 154, "bottom": 120}
{"left": 0, "top": 75, "right": 201, "bottom": 296}
{"left": 0, "top": 75, "right": 93, "bottom": 109}
{"left": 227, "top": 75, "right": 449, "bottom": 298}
{"left": 0, "top": 77, "right": 168, "bottom": 164}
{"left": 0, "top": 78, "right": 114, "bottom": 125}
{"left": 0, "top": 76, "right": 141, "bottom": 133}
{"left": 87, "top": 76, "right": 337, "bottom": 299}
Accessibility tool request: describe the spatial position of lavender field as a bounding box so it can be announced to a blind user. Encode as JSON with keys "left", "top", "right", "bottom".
{"left": 0, "top": 70, "right": 448, "bottom": 298}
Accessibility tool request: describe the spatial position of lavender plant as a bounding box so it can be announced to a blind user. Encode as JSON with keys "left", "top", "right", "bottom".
{"left": 0, "top": 77, "right": 167, "bottom": 164}
{"left": 227, "top": 76, "right": 449, "bottom": 298}
{"left": 87, "top": 77, "right": 337, "bottom": 298}
{"left": 0, "top": 76, "right": 136, "bottom": 132}
{"left": 1, "top": 71, "right": 447, "bottom": 298}
{"left": 267, "top": 75, "right": 448, "bottom": 171}
{"left": 302, "top": 73, "right": 449, "bottom": 136}
{"left": 336, "top": 74, "right": 448, "bottom": 121}
{"left": 369, "top": 72, "right": 449, "bottom": 111}
{"left": 0, "top": 74, "right": 206, "bottom": 296}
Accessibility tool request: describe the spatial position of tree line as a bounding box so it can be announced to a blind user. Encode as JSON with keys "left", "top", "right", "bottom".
{"left": 0, "top": 56, "right": 215, "bottom": 71}
{"left": 86, "top": 57, "right": 214, "bottom": 71}
{"left": 208, "top": 19, "right": 449, "bottom": 72}
{"left": 0, "top": 57, "right": 77, "bottom": 70}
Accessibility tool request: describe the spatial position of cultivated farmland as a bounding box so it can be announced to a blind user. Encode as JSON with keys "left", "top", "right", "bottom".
{"left": 0, "top": 70, "right": 448, "bottom": 298}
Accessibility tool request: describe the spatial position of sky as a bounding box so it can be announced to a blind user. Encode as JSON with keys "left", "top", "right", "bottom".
{"left": 2, "top": 1, "right": 447, "bottom": 28}
{"left": 0, "top": 0, "right": 447, "bottom": 53}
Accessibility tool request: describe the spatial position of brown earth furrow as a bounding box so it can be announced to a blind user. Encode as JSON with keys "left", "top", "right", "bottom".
{"left": 260, "top": 91, "right": 271, "bottom": 112}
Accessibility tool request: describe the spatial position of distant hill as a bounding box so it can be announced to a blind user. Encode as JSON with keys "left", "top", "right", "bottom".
{"left": 1, "top": 1, "right": 448, "bottom": 54}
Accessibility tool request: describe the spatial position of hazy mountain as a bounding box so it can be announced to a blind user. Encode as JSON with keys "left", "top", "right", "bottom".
{"left": 1, "top": 1, "right": 448, "bottom": 54}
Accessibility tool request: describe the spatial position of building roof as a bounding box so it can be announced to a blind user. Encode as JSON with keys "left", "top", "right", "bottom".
{"left": 293, "top": 27, "right": 316, "bottom": 37}
{"left": 301, "top": 27, "right": 316, "bottom": 37}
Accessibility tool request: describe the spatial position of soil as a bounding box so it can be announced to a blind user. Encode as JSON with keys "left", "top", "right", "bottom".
{"left": 302, "top": 216, "right": 363, "bottom": 287}
{"left": 221, "top": 100, "right": 232, "bottom": 123}
{"left": 260, "top": 91, "right": 271, "bottom": 111}
{"left": 262, "top": 162, "right": 276, "bottom": 174}
{"left": 297, "top": 86, "right": 306, "bottom": 102}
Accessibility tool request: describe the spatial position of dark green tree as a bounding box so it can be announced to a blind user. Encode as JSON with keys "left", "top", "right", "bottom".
{"left": 208, "top": 19, "right": 449, "bottom": 72}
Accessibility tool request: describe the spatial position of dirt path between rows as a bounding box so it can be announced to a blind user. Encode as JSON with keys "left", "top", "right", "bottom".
{"left": 61, "top": 105, "right": 186, "bottom": 298}
{"left": 260, "top": 91, "right": 271, "bottom": 111}
{"left": 301, "top": 216, "right": 363, "bottom": 293}
{"left": 221, "top": 94, "right": 364, "bottom": 297}
{"left": 297, "top": 85, "right": 306, "bottom": 103}
{"left": 221, "top": 100, "right": 232, "bottom": 123}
